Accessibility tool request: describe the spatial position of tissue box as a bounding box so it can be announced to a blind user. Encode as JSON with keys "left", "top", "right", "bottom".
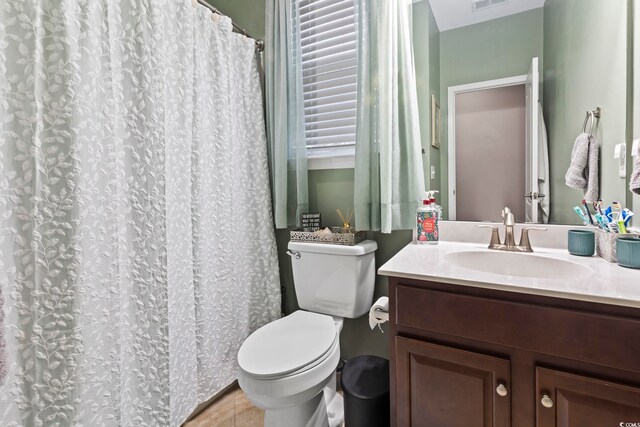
{"left": 595, "top": 229, "right": 621, "bottom": 262}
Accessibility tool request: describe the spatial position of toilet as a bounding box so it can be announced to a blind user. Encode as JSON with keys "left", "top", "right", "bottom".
{"left": 237, "top": 240, "right": 377, "bottom": 427}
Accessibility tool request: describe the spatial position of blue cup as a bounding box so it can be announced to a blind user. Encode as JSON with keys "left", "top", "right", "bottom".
{"left": 568, "top": 229, "right": 595, "bottom": 256}
{"left": 616, "top": 236, "right": 640, "bottom": 269}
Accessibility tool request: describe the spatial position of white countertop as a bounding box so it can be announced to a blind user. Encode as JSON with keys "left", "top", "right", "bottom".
{"left": 378, "top": 222, "right": 640, "bottom": 308}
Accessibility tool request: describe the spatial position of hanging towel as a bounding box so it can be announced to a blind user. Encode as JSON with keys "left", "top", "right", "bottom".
{"left": 565, "top": 132, "right": 599, "bottom": 202}
{"left": 584, "top": 135, "right": 600, "bottom": 202}
{"left": 538, "top": 103, "right": 550, "bottom": 223}
{"left": 630, "top": 153, "right": 640, "bottom": 194}
{"left": 565, "top": 133, "right": 590, "bottom": 190}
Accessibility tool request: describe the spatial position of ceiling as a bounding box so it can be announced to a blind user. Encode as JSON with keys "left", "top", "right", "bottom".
{"left": 425, "top": 0, "right": 546, "bottom": 32}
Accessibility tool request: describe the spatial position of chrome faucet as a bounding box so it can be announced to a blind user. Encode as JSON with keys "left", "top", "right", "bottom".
{"left": 477, "top": 207, "right": 547, "bottom": 253}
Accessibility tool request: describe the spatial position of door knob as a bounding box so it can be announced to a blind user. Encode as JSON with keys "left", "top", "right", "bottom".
{"left": 496, "top": 383, "right": 508, "bottom": 397}
{"left": 541, "top": 394, "right": 554, "bottom": 408}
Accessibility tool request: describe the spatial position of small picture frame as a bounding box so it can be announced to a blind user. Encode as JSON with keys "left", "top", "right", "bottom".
{"left": 301, "top": 212, "right": 322, "bottom": 232}
{"left": 431, "top": 94, "right": 440, "bottom": 149}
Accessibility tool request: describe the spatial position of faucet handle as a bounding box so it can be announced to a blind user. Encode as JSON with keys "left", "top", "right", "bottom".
{"left": 476, "top": 224, "right": 501, "bottom": 247}
{"left": 519, "top": 226, "right": 548, "bottom": 251}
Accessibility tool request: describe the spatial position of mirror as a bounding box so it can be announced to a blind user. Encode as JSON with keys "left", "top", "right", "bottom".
{"left": 412, "top": 0, "right": 633, "bottom": 224}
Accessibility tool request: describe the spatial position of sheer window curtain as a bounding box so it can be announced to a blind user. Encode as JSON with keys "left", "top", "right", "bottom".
{"left": 265, "top": 0, "right": 309, "bottom": 228}
{"left": 354, "top": 0, "right": 425, "bottom": 233}
{"left": 0, "top": 1, "right": 280, "bottom": 426}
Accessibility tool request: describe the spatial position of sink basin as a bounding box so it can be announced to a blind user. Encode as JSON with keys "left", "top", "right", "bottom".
{"left": 445, "top": 251, "right": 594, "bottom": 280}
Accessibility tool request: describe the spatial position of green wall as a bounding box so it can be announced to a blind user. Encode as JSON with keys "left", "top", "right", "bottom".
{"left": 413, "top": 1, "right": 441, "bottom": 193}
{"left": 543, "top": 0, "right": 628, "bottom": 224}
{"left": 276, "top": 170, "right": 411, "bottom": 360}
{"left": 437, "top": 9, "right": 545, "bottom": 217}
{"left": 205, "top": 0, "right": 265, "bottom": 41}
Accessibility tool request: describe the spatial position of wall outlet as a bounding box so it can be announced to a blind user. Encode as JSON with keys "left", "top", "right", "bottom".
{"left": 431, "top": 165, "right": 436, "bottom": 180}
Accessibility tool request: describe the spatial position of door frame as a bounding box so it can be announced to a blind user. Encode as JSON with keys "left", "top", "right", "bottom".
{"left": 447, "top": 75, "right": 528, "bottom": 220}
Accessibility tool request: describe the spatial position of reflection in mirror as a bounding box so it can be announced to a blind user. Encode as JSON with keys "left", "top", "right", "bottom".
{"left": 412, "top": 0, "right": 631, "bottom": 225}
{"left": 632, "top": 0, "right": 640, "bottom": 218}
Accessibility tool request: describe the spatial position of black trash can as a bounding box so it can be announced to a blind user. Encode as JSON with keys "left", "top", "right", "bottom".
{"left": 340, "top": 355, "right": 390, "bottom": 427}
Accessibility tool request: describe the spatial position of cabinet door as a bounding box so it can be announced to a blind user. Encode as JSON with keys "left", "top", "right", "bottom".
{"left": 395, "top": 337, "right": 511, "bottom": 427}
{"left": 536, "top": 367, "right": 640, "bottom": 427}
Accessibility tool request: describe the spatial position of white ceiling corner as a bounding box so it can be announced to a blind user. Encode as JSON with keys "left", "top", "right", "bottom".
{"left": 427, "top": 0, "right": 545, "bottom": 32}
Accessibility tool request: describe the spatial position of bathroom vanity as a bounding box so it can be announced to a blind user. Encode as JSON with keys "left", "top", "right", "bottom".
{"left": 379, "top": 223, "right": 640, "bottom": 427}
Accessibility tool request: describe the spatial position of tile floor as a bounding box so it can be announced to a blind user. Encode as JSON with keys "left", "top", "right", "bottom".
{"left": 185, "top": 386, "right": 264, "bottom": 427}
{"left": 185, "top": 385, "right": 345, "bottom": 427}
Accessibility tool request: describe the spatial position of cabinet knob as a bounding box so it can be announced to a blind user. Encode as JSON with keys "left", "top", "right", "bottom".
{"left": 541, "top": 394, "right": 554, "bottom": 408}
{"left": 496, "top": 383, "right": 508, "bottom": 397}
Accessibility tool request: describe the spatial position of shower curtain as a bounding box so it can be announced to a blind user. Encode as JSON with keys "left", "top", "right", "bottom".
{"left": 0, "top": 1, "right": 281, "bottom": 426}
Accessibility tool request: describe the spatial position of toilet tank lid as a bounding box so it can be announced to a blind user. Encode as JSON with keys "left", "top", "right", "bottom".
{"left": 288, "top": 240, "right": 377, "bottom": 256}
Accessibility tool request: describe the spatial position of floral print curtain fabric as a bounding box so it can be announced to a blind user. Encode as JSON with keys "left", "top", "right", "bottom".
{"left": 0, "top": 1, "right": 281, "bottom": 426}
{"left": 0, "top": 290, "right": 5, "bottom": 386}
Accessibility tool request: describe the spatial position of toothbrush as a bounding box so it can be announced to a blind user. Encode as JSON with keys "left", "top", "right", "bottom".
{"left": 612, "top": 202, "right": 626, "bottom": 233}
{"left": 608, "top": 221, "right": 620, "bottom": 234}
{"left": 594, "top": 213, "right": 608, "bottom": 231}
{"left": 623, "top": 209, "right": 634, "bottom": 227}
{"left": 595, "top": 200, "right": 604, "bottom": 216}
{"left": 573, "top": 206, "right": 590, "bottom": 226}
{"left": 582, "top": 200, "right": 594, "bottom": 225}
{"left": 604, "top": 206, "right": 613, "bottom": 223}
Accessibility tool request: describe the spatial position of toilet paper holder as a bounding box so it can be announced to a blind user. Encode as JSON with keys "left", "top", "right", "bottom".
{"left": 369, "top": 296, "right": 390, "bottom": 331}
{"left": 372, "top": 309, "right": 389, "bottom": 322}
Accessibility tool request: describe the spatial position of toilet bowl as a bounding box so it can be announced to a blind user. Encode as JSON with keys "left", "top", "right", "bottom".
{"left": 238, "top": 311, "right": 344, "bottom": 427}
{"left": 237, "top": 240, "right": 377, "bottom": 427}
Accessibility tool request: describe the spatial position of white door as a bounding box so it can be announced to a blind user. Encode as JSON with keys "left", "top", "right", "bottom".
{"left": 525, "top": 57, "right": 540, "bottom": 223}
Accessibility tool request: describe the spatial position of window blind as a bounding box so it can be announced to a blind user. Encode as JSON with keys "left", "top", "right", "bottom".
{"left": 297, "top": 0, "right": 358, "bottom": 151}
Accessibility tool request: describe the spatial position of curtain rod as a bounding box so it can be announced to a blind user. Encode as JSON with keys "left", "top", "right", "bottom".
{"left": 196, "top": 0, "right": 265, "bottom": 52}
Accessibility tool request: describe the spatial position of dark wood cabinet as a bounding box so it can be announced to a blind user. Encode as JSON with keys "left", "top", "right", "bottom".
{"left": 395, "top": 337, "right": 510, "bottom": 427}
{"left": 388, "top": 277, "right": 640, "bottom": 427}
{"left": 536, "top": 367, "right": 640, "bottom": 427}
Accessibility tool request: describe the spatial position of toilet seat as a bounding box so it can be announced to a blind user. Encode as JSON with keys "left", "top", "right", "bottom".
{"left": 238, "top": 311, "right": 337, "bottom": 380}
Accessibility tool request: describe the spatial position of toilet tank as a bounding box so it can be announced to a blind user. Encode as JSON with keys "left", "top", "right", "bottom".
{"left": 287, "top": 240, "right": 377, "bottom": 318}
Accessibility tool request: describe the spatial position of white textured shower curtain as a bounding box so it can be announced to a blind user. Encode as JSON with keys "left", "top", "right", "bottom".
{"left": 0, "top": 1, "right": 281, "bottom": 426}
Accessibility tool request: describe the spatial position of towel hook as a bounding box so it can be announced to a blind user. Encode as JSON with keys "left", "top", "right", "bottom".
{"left": 582, "top": 107, "right": 601, "bottom": 137}
{"left": 581, "top": 112, "right": 594, "bottom": 136}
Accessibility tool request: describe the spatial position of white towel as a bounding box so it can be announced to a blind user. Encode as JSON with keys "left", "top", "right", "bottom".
{"left": 630, "top": 153, "right": 640, "bottom": 195}
{"left": 584, "top": 135, "right": 600, "bottom": 202}
{"left": 565, "top": 132, "right": 599, "bottom": 202}
{"left": 565, "top": 133, "right": 590, "bottom": 189}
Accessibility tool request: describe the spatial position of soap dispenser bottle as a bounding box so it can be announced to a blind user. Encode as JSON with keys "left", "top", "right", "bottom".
{"left": 417, "top": 192, "right": 439, "bottom": 245}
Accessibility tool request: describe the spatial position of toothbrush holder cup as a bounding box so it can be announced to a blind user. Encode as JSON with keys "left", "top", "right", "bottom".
{"left": 616, "top": 236, "right": 640, "bottom": 269}
{"left": 567, "top": 229, "right": 595, "bottom": 257}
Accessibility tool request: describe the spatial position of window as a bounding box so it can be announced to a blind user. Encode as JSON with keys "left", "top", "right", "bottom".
{"left": 298, "top": 0, "right": 358, "bottom": 164}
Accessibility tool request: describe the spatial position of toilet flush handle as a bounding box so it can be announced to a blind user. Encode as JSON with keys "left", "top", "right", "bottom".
{"left": 286, "top": 250, "right": 301, "bottom": 259}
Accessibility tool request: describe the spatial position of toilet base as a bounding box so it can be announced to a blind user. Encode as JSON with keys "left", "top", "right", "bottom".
{"left": 263, "top": 382, "right": 344, "bottom": 427}
{"left": 325, "top": 386, "right": 344, "bottom": 427}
